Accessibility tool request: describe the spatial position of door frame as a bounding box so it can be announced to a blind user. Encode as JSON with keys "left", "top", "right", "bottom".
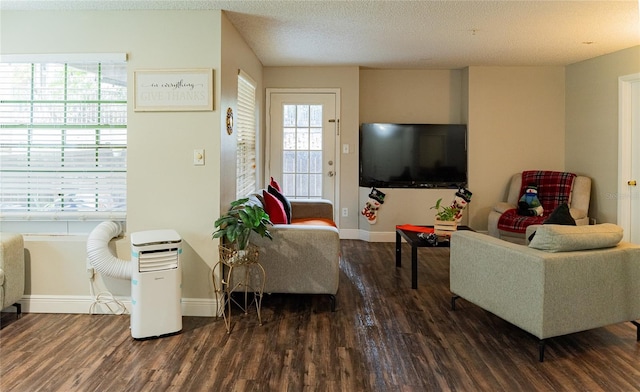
{"left": 617, "top": 72, "right": 640, "bottom": 242}
{"left": 265, "top": 88, "right": 341, "bottom": 222}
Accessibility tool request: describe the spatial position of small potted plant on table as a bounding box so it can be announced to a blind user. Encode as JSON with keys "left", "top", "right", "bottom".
{"left": 212, "top": 197, "right": 273, "bottom": 263}
{"left": 430, "top": 198, "right": 460, "bottom": 235}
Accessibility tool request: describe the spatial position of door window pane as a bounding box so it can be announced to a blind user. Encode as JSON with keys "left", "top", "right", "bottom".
{"left": 310, "top": 151, "right": 322, "bottom": 173}
{"left": 296, "top": 151, "right": 309, "bottom": 173}
{"left": 296, "top": 128, "right": 309, "bottom": 150}
{"left": 310, "top": 105, "right": 322, "bottom": 127}
{"left": 296, "top": 105, "right": 309, "bottom": 127}
{"left": 281, "top": 104, "right": 323, "bottom": 199}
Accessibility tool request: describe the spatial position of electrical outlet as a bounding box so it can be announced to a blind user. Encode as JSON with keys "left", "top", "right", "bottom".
{"left": 342, "top": 143, "right": 349, "bottom": 154}
{"left": 342, "top": 207, "right": 348, "bottom": 217}
{"left": 193, "top": 149, "right": 205, "bottom": 166}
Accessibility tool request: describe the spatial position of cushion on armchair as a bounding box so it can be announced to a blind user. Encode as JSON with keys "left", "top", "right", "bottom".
{"left": 497, "top": 170, "right": 576, "bottom": 233}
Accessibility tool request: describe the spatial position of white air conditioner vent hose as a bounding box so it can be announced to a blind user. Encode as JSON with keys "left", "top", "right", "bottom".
{"left": 86, "top": 221, "right": 132, "bottom": 280}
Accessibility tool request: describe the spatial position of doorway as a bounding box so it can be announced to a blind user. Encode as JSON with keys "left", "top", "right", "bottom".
{"left": 266, "top": 89, "right": 340, "bottom": 220}
{"left": 618, "top": 73, "right": 640, "bottom": 243}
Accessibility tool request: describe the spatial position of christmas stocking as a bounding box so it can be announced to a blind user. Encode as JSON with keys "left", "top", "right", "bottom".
{"left": 361, "top": 188, "right": 386, "bottom": 224}
{"left": 450, "top": 187, "right": 472, "bottom": 222}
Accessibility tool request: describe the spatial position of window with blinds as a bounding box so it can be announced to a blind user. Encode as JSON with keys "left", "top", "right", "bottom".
{"left": 0, "top": 61, "right": 127, "bottom": 223}
{"left": 236, "top": 70, "right": 257, "bottom": 199}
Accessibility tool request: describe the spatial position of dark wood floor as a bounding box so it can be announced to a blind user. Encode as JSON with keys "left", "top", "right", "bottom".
{"left": 1, "top": 240, "right": 639, "bottom": 391}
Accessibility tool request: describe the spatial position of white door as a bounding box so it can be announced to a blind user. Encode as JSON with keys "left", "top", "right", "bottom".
{"left": 267, "top": 90, "right": 339, "bottom": 207}
{"left": 618, "top": 74, "right": 640, "bottom": 243}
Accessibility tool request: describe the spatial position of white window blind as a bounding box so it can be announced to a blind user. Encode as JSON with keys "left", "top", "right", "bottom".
{"left": 0, "top": 61, "right": 127, "bottom": 222}
{"left": 236, "top": 70, "right": 257, "bottom": 199}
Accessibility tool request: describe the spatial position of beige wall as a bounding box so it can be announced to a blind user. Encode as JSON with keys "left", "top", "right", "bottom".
{"left": 358, "top": 69, "right": 466, "bottom": 238}
{"left": 1, "top": 10, "right": 261, "bottom": 314}
{"left": 357, "top": 67, "right": 565, "bottom": 236}
{"left": 220, "top": 14, "right": 265, "bottom": 207}
{"left": 467, "top": 66, "right": 566, "bottom": 230}
{"left": 566, "top": 46, "right": 640, "bottom": 224}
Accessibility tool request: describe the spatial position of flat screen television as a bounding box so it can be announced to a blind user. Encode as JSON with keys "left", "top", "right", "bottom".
{"left": 359, "top": 123, "right": 467, "bottom": 188}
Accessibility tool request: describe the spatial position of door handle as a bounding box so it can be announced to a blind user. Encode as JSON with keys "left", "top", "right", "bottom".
{"left": 628, "top": 180, "right": 637, "bottom": 186}
{"left": 328, "top": 171, "right": 335, "bottom": 177}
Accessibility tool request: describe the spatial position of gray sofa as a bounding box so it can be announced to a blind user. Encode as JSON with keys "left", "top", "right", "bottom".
{"left": 248, "top": 198, "right": 340, "bottom": 311}
{"left": 0, "top": 233, "right": 25, "bottom": 317}
{"left": 450, "top": 224, "right": 640, "bottom": 361}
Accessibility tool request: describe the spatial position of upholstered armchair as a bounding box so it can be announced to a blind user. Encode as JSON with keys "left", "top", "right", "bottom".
{"left": 487, "top": 170, "right": 591, "bottom": 243}
{"left": 1, "top": 233, "right": 25, "bottom": 318}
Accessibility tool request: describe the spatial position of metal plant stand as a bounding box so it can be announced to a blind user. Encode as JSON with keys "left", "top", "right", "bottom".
{"left": 213, "top": 244, "right": 265, "bottom": 334}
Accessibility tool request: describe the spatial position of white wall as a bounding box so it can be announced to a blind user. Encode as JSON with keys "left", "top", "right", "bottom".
{"left": 566, "top": 46, "right": 640, "bottom": 224}
{"left": 1, "top": 10, "right": 261, "bottom": 315}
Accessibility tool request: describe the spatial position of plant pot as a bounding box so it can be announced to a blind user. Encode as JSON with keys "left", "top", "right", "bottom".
{"left": 219, "top": 244, "right": 259, "bottom": 266}
{"left": 434, "top": 218, "right": 458, "bottom": 235}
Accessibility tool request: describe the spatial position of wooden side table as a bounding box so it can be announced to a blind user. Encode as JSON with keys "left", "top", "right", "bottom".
{"left": 213, "top": 245, "right": 265, "bottom": 333}
{"left": 395, "top": 226, "right": 473, "bottom": 289}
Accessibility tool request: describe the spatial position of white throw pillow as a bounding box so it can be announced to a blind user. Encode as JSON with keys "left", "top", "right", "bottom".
{"left": 528, "top": 223, "right": 623, "bottom": 252}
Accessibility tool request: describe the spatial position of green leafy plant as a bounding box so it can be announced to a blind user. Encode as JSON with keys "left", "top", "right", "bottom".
{"left": 212, "top": 198, "right": 273, "bottom": 250}
{"left": 430, "top": 198, "right": 460, "bottom": 221}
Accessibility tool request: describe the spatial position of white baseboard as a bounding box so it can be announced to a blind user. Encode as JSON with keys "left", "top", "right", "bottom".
{"left": 339, "top": 228, "right": 397, "bottom": 242}
{"left": 356, "top": 230, "right": 396, "bottom": 242}
{"left": 353, "top": 229, "right": 487, "bottom": 242}
{"left": 17, "top": 295, "right": 219, "bottom": 317}
{"left": 339, "top": 228, "right": 360, "bottom": 239}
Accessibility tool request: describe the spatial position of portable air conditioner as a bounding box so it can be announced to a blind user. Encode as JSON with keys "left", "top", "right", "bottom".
{"left": 130, "top": 229, "right": 182, "bottom": 339}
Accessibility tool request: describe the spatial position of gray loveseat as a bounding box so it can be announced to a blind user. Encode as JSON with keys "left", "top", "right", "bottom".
{"left": 0, "top": 233, "right": 25, "bottom": 318}
{"left": 248, "top": 197, "right": 340, "bottom": 311}
{"left": 450, "top": 224, "right": 640, "bottom": 361}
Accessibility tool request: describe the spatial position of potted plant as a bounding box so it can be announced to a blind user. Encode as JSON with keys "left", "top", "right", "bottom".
{"left": 430, "top": 198, "right": 460, "bottom": 234}
{"left": 213, "top": 198, "right": 273, "bottom": 262}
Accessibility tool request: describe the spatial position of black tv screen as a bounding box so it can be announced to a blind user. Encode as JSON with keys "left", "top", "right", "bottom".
{"left": 359, "top": 123, "right": 467, "bottom": 188}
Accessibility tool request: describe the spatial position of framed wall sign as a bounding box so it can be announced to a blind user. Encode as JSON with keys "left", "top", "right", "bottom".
{"left": 134, "top": 68, "right": 214, "bottom": 111}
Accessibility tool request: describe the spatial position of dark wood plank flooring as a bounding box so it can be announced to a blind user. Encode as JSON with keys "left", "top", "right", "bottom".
{"left": 1, "top": 239, "right": 639, "bottom": 391}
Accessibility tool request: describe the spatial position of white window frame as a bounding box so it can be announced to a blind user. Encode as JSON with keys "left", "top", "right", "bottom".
{"left": 0, "top": 53, "right": 127, "bottom": 234}
{"left": 236, "top": 69, "right": 257, "bottom": 199}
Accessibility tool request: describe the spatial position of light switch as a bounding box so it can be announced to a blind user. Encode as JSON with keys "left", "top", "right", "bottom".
{"left": 342, "top": 143, "right": 349, "bottom": 154}
{"left": 193, "top": 149, "right": 205, "bottom": 166}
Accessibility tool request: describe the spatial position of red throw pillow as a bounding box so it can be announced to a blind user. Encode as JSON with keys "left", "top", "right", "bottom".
{"left": 270, "top": 176, "right": 282, "bottom": 193}
{"left": 262, "top": 190, "right": 287, "bottom": 224}
{"left": 268, "top": 185, "right": 292, "bottom": 224}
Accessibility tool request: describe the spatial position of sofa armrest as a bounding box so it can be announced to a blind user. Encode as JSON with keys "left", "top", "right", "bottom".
{"left": 250, "top": 224, "right": 340, "bottom": 294}
{"left": 569, "top": 208, "right": 587, "bottom": 221}
{"left": 570, "top": 176, "right": 591, "bottom": 214}
{"left": 451, "top": 231, "right": 547, "bottom": 337}
{"left": 0, "top": 233, "right": 25, "bottom": 309}
{"left": 505, "top": 173, "right": 523, "bottom": 205}
{"left": 493, "top": 202, "right": 516, "bottom": 214}
{"left": 290, "top": 199, "right": 334, "bottom": 221}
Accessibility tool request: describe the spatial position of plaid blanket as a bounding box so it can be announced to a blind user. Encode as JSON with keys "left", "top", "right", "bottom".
{"left": 498, "top": 170, "right": 576, "bottom": 233}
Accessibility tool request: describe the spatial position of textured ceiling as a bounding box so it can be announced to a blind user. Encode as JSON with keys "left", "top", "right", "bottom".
{"left": 3, "top": 0, "right": 640, "bottom": 69}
